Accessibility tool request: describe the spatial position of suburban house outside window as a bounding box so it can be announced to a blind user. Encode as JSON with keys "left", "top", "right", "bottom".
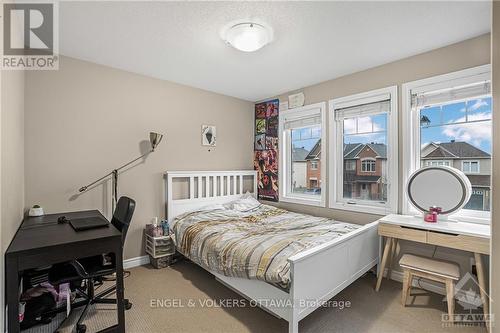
{"left": 279, "top": 102, "right": 326, "bottom": 206}
{"left": 329, "top": 86, "right": 398, "bottom": 214}
{"left": 403, "top": 65, "right": 492, "bottom": 221}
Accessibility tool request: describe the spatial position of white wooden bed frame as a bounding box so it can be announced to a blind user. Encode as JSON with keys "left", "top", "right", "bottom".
{"left": 166, "top": 170, "right": 379, "bottom": 333}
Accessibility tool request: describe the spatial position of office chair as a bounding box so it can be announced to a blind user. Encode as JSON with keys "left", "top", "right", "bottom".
{"left": 49, "top": 196, "right": 136, "bottom": 333}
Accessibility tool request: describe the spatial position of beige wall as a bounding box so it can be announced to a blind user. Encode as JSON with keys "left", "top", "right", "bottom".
{"left": 0, "top": 69, "right": 25, "bottom": 332}
{"left": 24, "top": 56, "right": 254, "bottom": 259}
{"left": 491, "top": 2, "right": 499, "bottom": 331}
{"left": 265, "top": 34, "right": 491, "bottom": 278}
{"left": 1, "top": 70, "right": 25, "bottom": 252}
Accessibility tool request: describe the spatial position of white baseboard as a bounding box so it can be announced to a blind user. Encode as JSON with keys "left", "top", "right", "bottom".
{"left": 123, "top": 255, "right": 150, "bottom": 269}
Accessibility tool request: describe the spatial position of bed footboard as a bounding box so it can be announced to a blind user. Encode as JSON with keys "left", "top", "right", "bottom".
{"left": 287, "top": 221, "right": 379, "bottom": 333}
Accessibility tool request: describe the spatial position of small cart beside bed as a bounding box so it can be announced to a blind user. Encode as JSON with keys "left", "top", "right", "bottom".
{"left": 165, "top": 170, "right": 379, "bottom": 333}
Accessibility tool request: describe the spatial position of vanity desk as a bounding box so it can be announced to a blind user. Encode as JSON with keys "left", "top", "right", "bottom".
{"left": 375, "top": 214, "right": 490, "bottom": 319}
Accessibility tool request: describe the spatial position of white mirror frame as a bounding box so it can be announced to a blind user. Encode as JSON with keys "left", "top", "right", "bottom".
{"left": 407, "top": 166, "right": 472, "bottom": 216}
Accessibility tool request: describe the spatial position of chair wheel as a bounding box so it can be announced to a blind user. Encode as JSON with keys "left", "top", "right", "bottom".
{"left": 76, "top": 323, "right": 87, "bottom": 333}
{"left": 125, "top": 299, "right": 132, "bottom": 310}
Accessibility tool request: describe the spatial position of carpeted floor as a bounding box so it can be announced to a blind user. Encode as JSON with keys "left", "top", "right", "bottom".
{"left": 54, "top": 261, "right": 486, "bottom": 333}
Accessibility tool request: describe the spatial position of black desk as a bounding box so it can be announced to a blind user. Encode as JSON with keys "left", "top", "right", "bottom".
{"left": 5, "top": 210, "right": 125, "bottom": 333}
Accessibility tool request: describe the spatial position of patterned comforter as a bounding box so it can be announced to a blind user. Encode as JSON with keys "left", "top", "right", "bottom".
{"left": 171, "top": 204, "right": 361, "bottom": 288}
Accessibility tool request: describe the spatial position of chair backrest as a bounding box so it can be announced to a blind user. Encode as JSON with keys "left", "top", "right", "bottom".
{"left": 111, "top": 196, "right": 136, "bottom": 245}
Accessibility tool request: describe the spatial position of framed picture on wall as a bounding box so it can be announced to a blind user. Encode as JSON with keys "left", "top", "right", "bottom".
{"left": 202, "top": 125, "right": 216, "bottom": 146}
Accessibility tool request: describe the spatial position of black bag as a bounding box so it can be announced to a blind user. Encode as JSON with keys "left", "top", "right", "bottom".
{"left": 20, "top": 292, "right": 56, "bottom": 330}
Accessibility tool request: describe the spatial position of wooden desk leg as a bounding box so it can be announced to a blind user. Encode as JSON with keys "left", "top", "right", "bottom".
{"left": 5, "top": 254, "right": 20, "bottom": 333}
{"left": 375, "top": 236, "right": 393, "bottom": 292}
{"left": 115, "top": 244, "right": 126, "bottom": 333}
{"left": 387, "top": 238, "right": 398, "bottom": 281}
{"left": 474, "top": 253, "right": 489, "bottom": 330}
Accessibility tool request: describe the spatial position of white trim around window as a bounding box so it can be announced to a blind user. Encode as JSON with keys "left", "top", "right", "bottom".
{"left": 361, "top": 158, "right": 376, "bottom": 172}
{"left": 329, "top": 86, "right": 398, "bottom": 215}
{"left": 279, "top": 102, "right": 327, "bottom": 207}
{"left": 402, "top": 64, "right": 491, "bottom": 224}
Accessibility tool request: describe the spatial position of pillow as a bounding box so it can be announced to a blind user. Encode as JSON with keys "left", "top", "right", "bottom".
{"left": 227, "top": 195, "right": 261, "bottom": 212}
{"left": 196, "top": 203, "right": 226, "bottom": 212}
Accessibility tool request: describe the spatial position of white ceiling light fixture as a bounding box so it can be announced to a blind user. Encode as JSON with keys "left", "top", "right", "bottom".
{"left": 222, "top": 22, "right": 273, "bottom": 52}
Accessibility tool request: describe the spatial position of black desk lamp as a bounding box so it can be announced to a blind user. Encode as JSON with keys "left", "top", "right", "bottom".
{"left": 79, "top": 132, "right": 164, "bottom": 211}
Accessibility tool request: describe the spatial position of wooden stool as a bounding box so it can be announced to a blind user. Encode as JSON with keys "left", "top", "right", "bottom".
{"left": 399, "top": 254, "right": 460, "bottom": 322}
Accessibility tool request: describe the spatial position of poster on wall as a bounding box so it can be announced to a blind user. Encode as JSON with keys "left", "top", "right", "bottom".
{"left": 254, "top": 99, "right": 279, "bottom": 201}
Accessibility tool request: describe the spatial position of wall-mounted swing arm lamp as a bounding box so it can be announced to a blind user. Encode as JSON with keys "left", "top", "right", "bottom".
{"left": 78, "top": 132, "right": 164, "bottom": 211}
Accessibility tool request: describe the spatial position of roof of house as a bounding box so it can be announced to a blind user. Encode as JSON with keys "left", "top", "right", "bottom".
{"left": 466, "top": 175, "right": 491, "bottom": 187}
{"left": 344, "top": 143, "right": 387, "bottom": 159}
{"left": 422, "top": 141, "right": 490, "bottom": 159}
{"left": 344, "top": 143, "right": 363, "bottom": 159}
{"left": 424, "top": 145, "right": 457, "bottom": 158}
{"left": 369, "top": 143, "right": 387, "bottom": 158}
{"left": 292, "top": 146, "right": 309, "bottom": 162}
{"left": 305, "top": 140, "right": 321, "bottom": 160}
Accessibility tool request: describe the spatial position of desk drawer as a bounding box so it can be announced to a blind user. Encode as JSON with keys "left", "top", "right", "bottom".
{"left": 426, "top": 231, "right": 490, "bottom": 255}
{"left": 378, "top": 223, "right": 427, "bottom": 242}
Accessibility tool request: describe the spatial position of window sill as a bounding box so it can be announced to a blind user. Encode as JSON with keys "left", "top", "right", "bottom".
{"left": 439, "top": 214, "right": 490, "bottom": 225}
{"left": 280, "top": 195, "right": 325, "bottom": 207}
{"left": 330, "top": 201, "right": 392, "bottom": 215}
{"left": 403, "top": 208, "right": 491, "bottom": 225}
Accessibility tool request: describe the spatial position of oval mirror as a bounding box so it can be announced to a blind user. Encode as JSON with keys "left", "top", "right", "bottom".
{"left": 407, "top": 166, "right": 471, "bottom": 215}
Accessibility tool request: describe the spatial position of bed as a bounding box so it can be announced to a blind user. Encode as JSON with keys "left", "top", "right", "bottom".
{"left": 166, "top": 170, "right": 379, "bottom": 333}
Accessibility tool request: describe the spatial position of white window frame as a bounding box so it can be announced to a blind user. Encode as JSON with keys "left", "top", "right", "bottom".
{"left": 279, "top": 102, "right": 326, "bottom": 207}
{"left": 462, "top": 160, "right": 480, "bottom": 174}
{"left": 329, "top": 86, "right": 398, "bottom": 214}
{"left": 310, "top": 161, "right": 318, "bottom": 170}
{"left": 402, "top": 64, "right": 491, "bottom": 224}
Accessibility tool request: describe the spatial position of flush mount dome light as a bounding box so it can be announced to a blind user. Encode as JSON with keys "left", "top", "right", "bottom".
{"left": 222, "top": 22, "right": 273, "bottom": 52}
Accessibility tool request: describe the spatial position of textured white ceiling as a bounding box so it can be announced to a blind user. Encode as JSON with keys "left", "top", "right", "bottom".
{"left": 59, "top": 1, "right": 491, "bottom": 101}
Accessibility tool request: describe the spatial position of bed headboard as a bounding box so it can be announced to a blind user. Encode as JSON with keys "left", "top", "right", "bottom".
{"left": 165, "top": 170, "right": 258, "bottom": 221}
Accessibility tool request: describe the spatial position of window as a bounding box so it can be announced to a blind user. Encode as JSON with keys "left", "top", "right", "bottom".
{"left": 279, "top": 102, "right": 326, "bottom": 206}
{"left": 403, "top": 65, "right": 492, "bottom": 222}
{"left": 345, "top": 160, "right": 356, "bottom": 171}
{"left": 425, "top": 160, "right": 451, "bottom": 167}
{"left": 329, "top": 86, "right": 398, "bottom": 214}
{"left": 361, "top": 159, "right": 376, "bottom": 172}
{"left": 462, "top": 161, "right": 480, "bottom": 174}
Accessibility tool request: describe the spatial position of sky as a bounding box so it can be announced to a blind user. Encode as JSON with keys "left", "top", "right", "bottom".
{"left": 420, "top": 97, "right": 492, "bottom": 154}
{"left": 343, "top": 113, "right": 387, "bottom": 145}
{"left": 291, "top": 97, "right": 492, "bottom": 155}
{"left": 292, "top": 126, "right": 321, "bottom": 151}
